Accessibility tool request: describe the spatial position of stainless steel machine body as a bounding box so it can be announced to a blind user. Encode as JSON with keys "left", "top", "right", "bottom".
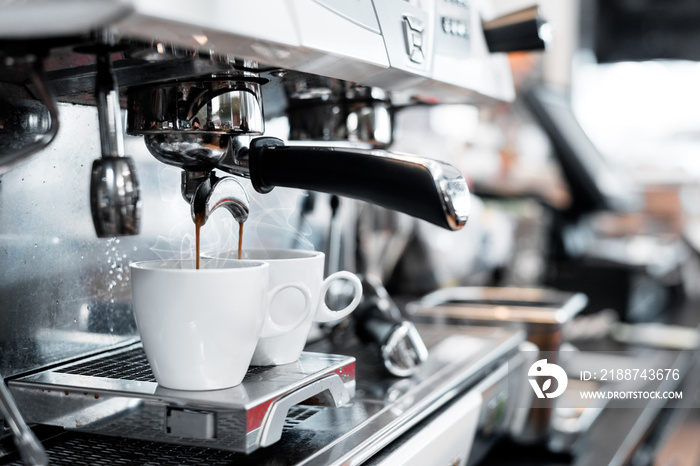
{"left": 0, "top": 0, "right": 544, "bottom": 462}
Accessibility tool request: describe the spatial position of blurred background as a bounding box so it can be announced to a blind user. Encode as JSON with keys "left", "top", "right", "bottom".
{"left": 371, "top": 0, "right": 700, "bottom": 329}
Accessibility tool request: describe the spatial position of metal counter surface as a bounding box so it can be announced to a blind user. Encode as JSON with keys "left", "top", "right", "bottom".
{"left": 479, "top": 297, "right": 700, "bottom": 466}
{"left": 0, "top": 323, "right": 523, "bottom": 465}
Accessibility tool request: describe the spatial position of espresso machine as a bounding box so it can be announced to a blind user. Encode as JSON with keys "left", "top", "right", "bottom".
{"left": 0, "top": 1, "right": 547, "bottom": 464}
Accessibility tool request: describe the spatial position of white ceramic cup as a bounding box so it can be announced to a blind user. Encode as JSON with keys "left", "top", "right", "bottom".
{"left": 212, "top": 249, "right": 363, "bottom": 366}
{"left": 130, "top": 258, "right": 312, "bottom": 390}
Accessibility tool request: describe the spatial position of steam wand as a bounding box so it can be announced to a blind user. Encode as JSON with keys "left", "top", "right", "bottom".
{"left": 354, "top": 275, "right": 429, "bottom": 377}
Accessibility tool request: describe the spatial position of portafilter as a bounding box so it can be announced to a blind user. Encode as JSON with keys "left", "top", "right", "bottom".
{"left": 126, "top": 78, "right": 470, "bottom": 231}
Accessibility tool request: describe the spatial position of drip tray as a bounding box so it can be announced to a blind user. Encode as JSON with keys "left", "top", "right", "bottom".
{"left": 7, "top": 343, "right": 355, "bottom": 454}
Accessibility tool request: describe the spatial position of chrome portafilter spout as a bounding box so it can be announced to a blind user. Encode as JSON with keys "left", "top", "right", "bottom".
{"left": 183, "top": 170, "right": 249, "bottom": 226}
{"left": 90, "top": 51, "right": 141, "bottom": 237}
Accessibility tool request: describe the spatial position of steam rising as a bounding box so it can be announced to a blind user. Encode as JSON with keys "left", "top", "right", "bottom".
{"left": 150, "top": 168, "right": 316, "bottom": 261}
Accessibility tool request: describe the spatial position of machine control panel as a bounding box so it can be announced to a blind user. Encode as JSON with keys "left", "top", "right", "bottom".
{"left": 373, "top": 0, "right": 432, "bottom": 74}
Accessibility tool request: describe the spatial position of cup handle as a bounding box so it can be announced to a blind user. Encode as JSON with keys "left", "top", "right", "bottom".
{"left": 260, "top": 281, "right": 313, "bottom": 338}
{"left": 314, "top": 271, "right": 363, "bottom": 322}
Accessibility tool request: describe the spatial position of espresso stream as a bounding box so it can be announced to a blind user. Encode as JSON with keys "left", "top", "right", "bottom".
{"left": 195, "top": 215, "right": 243, "bottom": 269}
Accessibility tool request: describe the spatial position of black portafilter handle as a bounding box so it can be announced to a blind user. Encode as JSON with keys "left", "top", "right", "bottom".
{"left": 247, "top": 137, "right": 469, "bottom": 231}
{"left": 353, "top": 276, "right": 429, "bottom": 378}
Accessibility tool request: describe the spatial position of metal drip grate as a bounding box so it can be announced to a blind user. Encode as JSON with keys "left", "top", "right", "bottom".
{"left": 0, "top": 406, "right": 326, "bottom": 465}
{"left": 54, "top": 348, "right": 156, "bottom": 382}
{"left": 2, "top": 433, "right": 241, "bottom": 466}
{"left": 9, "top": 347, "right": 356, "bottom": 457}
{"left": 53, "top": 347, "right": 283, "bottom": 383}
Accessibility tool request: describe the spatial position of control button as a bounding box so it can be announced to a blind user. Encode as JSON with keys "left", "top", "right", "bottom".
{"left": 402, "top": 15, "right": 426, "bottom": 65}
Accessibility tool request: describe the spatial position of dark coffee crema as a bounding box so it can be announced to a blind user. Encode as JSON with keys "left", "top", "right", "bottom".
{"left": 194, "top": 215, "right": 243, "bottom": 269}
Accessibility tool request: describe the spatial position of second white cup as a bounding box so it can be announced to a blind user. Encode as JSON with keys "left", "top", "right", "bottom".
{"left": 211, "top": 249, "right": 363, "bottom": 366}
